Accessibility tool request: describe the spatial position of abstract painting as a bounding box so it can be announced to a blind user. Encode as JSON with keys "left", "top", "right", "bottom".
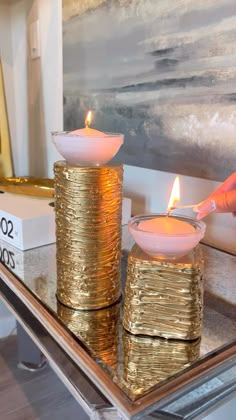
{"left": 63, "top": 0, "right": 236, "bottom": 181}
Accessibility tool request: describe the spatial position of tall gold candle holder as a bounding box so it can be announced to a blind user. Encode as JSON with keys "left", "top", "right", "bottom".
{"left": 57, "top": 301, "right": 120, "bottom": 369}
{"left": 123, "top": 244, "right": 204, "bottom": 340}
{"left": 54, "top": 161, "right": 123, "bottom": 310}
{"left": 122, "top": 331, "right": 200, "bottom": 399}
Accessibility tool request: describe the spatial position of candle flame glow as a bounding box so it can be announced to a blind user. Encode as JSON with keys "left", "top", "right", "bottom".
{"left": 85, "top": 110, "right": 92, "bottom": 128}
{"left": 167, "top": 176, "right": 180, "bottom": 211}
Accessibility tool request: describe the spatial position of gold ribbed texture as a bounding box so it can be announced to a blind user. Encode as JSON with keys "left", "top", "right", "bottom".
{"left": 54, "top": 161, "right": 123, "bottom": 309}
{"left": 57, "top": 301, "right": 120, "bottom": 369}
{"left": 123, "top": 244, "right": 204, "bottom": 340}
{"left": 123, "top": 331, "right": 200, "bottom": 398}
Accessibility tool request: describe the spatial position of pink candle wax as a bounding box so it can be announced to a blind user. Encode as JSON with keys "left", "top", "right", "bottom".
{"left": 52, "top": 126, "right": 124, "bottom": 166}
{"left": 70, "top": 127, "right": 105, "bottom": 136}
{"left": 139, "top": 217, "right": 195, "bottom": 235}
{"left": 128, "top": 214, "right": 205, "bottom": 259}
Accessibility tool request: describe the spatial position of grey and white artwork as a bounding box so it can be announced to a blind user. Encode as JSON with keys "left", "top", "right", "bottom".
{"left": 63, "top": 0, "right": 236, "bottom": 181}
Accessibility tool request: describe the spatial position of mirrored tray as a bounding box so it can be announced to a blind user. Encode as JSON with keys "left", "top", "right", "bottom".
{"left": 1, "top": 231, "right": 236, "bottom": 401}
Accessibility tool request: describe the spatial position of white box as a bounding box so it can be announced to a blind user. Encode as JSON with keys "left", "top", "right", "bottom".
{"left": 0, "top": 238, "right": 57, "bottom": 307}
{"left": 0, "top": 193, "right": 131, "bottom": 251}
{"left": 0, "top": 193, "right": 55, "bottom": 250}
{"left": 0, "top": 238, "right": 56, "bottom": 281}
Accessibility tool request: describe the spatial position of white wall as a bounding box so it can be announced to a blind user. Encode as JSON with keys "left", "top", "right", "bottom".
{"left": 0, "top": 0, "right": 62, "bottom": 177}
{"left": 27, "top": 0, "right": 63, "bottom": 176}
{"left": 39, "top": 0, "right": 63, "bottom": 172}
{"left": 10, "top": 0, "right": 32, "bottom": 176}
{"left": 0, "top": 0, "right": 30, "bottom": 176}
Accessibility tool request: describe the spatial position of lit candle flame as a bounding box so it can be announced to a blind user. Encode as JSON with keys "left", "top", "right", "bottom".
{"left": 85, "top": 110, "right": 92, "bottom": 128}
{"left": 167, "top": 176, "right": 180, "bottom": 212}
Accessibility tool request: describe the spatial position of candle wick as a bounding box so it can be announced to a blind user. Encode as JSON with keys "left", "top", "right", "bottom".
{"left": 167, "top": 207, "right": 175, "bottom": 217}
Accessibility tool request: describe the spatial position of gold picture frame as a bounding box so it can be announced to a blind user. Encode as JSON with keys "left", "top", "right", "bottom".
{"left": 0, "top": 59, "right": 13, "bottom": 177}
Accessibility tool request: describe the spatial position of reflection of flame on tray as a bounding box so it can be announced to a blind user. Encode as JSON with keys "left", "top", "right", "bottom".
{"left": 123, "top": 331, "right": 201, "bottom": 398}
{"left": 57, "top": 300, "right": 120, "bottom": 369}
{"left": 0, "top": 177, "right": 54, "bottom": 198}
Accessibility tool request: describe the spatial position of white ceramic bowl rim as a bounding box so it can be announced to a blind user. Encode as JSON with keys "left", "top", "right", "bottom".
{"left": 128, "top": 213, "right": 206, "bottom": 237}
{"left": 52, "top": 131, "right": 124, "bottom": 141}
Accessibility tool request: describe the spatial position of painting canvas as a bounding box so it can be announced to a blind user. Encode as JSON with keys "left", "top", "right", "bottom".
{"left": 63, "top": 0, "right": 236, "bottom": 181}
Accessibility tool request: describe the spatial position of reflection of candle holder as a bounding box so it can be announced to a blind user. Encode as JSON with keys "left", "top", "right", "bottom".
{"left": 54, "top": 161, "right": 123, "bottom": 309}
{"left": 57, "top": 300, "right": 120, "bottom": 369}
{"left": 123, "top": 244, "right": 204, "bottom": 340}
{"left": 128, "top": 214, "right": 206, "bottom": 259}
{"left": 52, "top": 131, "right": 124, "bottom": 166}
{"left": 122, "top": 331, "right": 200, "bottom": 399}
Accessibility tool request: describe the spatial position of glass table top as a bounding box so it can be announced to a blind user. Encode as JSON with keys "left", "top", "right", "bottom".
{"left": 1, "top": 233, "right": 236, "bottom": 401}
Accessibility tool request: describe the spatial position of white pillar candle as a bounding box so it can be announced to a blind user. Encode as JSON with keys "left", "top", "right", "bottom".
{"left": 52, "top": 111, "right": 124, "bottom": 166}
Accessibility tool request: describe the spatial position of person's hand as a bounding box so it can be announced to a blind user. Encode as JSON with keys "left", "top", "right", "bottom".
{"left": 195, "top": 172, "right": 236, "bottom": 220}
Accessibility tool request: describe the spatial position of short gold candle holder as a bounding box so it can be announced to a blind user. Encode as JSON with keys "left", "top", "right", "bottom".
{"left": 122, "top": 330, "right": 200, "bottom": 399}
{"left": 123, "top": 244, "right": 204, "bottom": 340}
{"left": 54, "top": 161, "right": 123, "bottom": 310}
{"left": 57, "top": 300, "right": 120, "bottom": 369}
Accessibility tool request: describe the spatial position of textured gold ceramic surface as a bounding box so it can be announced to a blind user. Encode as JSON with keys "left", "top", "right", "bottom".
{"left": 57, "top": 300, "right": 120, "bottom": 369}
{"left": 122, "top": 331, "right": 200, "bottom": 398}
{"left": 0, "top": 177, "right": 54, "bottom": 198}
{"left": 54, "top": 161, "right": 123, "bottom": 309}
{"left": 123, "top": 244, "right": 204, "bottom": 340}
